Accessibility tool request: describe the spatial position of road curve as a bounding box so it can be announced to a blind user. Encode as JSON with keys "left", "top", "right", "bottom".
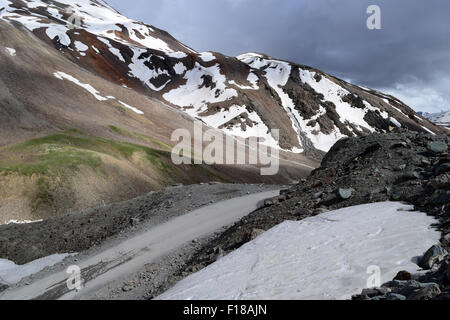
{"left": 1, "top": 190, "right": 280, "bottom": 300}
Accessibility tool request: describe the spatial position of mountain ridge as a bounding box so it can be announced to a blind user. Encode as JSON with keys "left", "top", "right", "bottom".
{"left": 1, "top": 0, "right": 445, "bottom": 157}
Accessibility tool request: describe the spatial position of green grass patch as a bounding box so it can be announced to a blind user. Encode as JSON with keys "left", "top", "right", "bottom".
{"left": 1, "top": 148, "right": 102, "bottom": 176}
{"left": 0, "top": 131, "right": 176, "bottom": 178}
{"left": 108, "top": 125, "right": 173, "bottom": 151}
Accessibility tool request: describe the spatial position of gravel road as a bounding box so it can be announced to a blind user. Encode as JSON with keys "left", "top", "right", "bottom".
{"left": 0, "top": 184, "right": 281, "bottom": 300}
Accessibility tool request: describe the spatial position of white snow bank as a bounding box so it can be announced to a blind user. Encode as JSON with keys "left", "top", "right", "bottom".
{"left": 0, "top": 254, "right": 73, "bottom": 284}
{"left": 198, "top": 52, "right": 216, "bottom": 62}
{"left": 53, "top": 71, "right": 107, "bottom": 101}
{"left": 4, "top": 219, "right": 43, "bottom": 225}
{"left": 157, "top": 202, "right": 440, "bottom": 300}
{"left": 5, "top": 47, "right": 16, "bottom": 56}
{"left": 118, "top": 101, "right": 144, "bottom": 115}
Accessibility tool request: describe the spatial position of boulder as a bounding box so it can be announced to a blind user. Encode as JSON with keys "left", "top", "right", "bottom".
{"left": 249, "top": 229, "right": 266, "bottom": 241}
{"left": 291, "top": 208, "right": 311, "bottom": 217}
{"left": 428, "top": 141, "right": 448, "bottom": 154}
{"left": 407, "top": 283, "right": 441, "bottom": 300}
{"left": 0, "top": 282, "right": 9, "bottom": 292}
{"left": 394, "top": 270, "right": 412, "bottom": 281}
{"left": 430, "top": 190, "right": 450, "bottom": 205}
{"left": 338, "top": 188, "right": 353, "bottom": 200}
{"left": 419, "top": 245, "right": 448, "bottom": 269}
{"left": 386, "top": 293, "right": 406, "bottom": 301}
{"left": 130, "top": 217, "right": 140, "bottom": 226}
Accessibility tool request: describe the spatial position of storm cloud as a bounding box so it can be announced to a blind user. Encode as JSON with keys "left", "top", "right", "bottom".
{"left": 107, "top": 0, "right": 450, "bottom": 113}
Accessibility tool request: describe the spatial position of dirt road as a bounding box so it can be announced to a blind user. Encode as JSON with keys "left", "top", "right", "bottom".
{"left": 1, "top": 190, "right": 280, "bottom": 300}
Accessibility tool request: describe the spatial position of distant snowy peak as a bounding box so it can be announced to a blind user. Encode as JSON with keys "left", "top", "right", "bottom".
{"left": 236, "top": 53, "right": 443, "bottom": 151}
{"left": 421, "top": 111, "right": 450, "bottom": 129}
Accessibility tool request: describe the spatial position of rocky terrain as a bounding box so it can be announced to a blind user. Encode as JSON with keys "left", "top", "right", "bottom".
{"left": 157, "top": 129, "right": 450, "bottom": 300}
{"left": 0, "top": 183, "right": 279, "bottom": 265}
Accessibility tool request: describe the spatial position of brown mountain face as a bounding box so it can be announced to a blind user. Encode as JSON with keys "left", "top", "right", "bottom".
{"left": 0, "top": 0, "right": 445, "bottom": 222}
{"left": 0, "top": 15, "right": 312, "bottom": 223}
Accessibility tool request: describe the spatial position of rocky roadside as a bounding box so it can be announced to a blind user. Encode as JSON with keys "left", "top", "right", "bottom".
{"left": 352, "top": 244, "right": 450, "bottom": 300}
{"left": 155, "top": 128, "right": 449, "bottom": 300}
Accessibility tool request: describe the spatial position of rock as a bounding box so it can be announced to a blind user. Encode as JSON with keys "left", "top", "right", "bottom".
{"left": 172, "top": 183, "right": 183, "bottom": 187}
{"left": 291, "top": 208, "right": 311, "bottom": 217}
{"left": 386, "top": 293, "right": 406, "bottom": 300}
{"left": 431, "top": 173, "right": 450, "bottom": 189}
{"left": 430, "top": 190, "right": 450, "bottom": 205}
{"left": 122, "top": 284, "right": 133, "bottom": 292}
{"left": 130, "top": 218, "right": 140, "bottom": 226}
{"left": 440, "top": 257, "right": 450, "bottom": 282}
{"left": 395, "top": 281, "right": 439, "bottom": 298}
{"left": 361, "top": 288, "right": 379, "bottom": 297}
{"left": 390, "top": 142, "right": 408, "bottom": 149}
{"left": 249, "top": 228, "right": 265, "bottom": 241}
{"left": 394, "top": 270, "right": 412, "bottom": 281}
{"left": 264, "top": 198, "right": 277, "bottom": 207}
{"left": 428, "top": 141, "right": 448, "bottom": 154}
{"left": 435, "top": 163, "right": 450, "bottom": 175}
{"left": 0, "top": 282, "right": 9, "bottom": 292}
{"left": 313, "top": 207, "right": 329, "bottom": 215}
{"left": 420, "top": 245, "right": 448, "bottom": 270}
{"left": 391, "top": 192, "right": 402, "bottom": 201}
{"left": 442, "top": 234, "right": 450, "bottom": 247}
{"left": 313, "top": 191, "right": 323, "bottom": 199}
{"left": 407, "top": 283, "right": 441, "bottom": 300}
{"left": 351, "top": 294, "right": 371, "bottom": 300}
{"left": 338, "top": 188, "right": 353, "bottom": 200}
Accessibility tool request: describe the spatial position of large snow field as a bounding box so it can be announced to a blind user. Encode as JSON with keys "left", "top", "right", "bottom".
{"left": 157, "top": 202, "right": 440, "bottom": 300}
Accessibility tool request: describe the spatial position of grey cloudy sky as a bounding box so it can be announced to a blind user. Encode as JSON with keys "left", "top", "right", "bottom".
{"left": 107, "top": 0, "right": 450, "bottom": 113}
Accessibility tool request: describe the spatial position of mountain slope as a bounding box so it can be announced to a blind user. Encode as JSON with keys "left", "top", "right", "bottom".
{"left": 1, "top": 0, "right": 445, "bottom": 158}
{"left": 0, "top": 16, "right": 311, "bottom": 223}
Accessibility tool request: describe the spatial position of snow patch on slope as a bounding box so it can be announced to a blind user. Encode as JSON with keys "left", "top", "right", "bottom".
{"left": 158, "top": 202, "right": 440, "bottom": 300}
{"left": 118, "top": 101, "right": 144, "bottom": 115}
{"left": 228, "top": 72, "right": 259, "bottom": 90}
{"left": 54, "top": 71, "right": 107, "bottom": 101}
{"left": 201, "top": 105, "right": 280, "bottom": 149}
{"left": 4, "top": 47, "right": 16, "bottom": 56}
{"left": 0, "top": 254, "right": 73, "bottom": 284}
{"left": 0, "top": 0, "right": 182, "bottom": 52}
{"left": 163, "top": 63, "right": 237, "bottom": 115}
{"left": 198, "top": 52, "right": 216, "bottom": 62}
{"left": 128, "top": 47, "right": 171, "bottom": 91}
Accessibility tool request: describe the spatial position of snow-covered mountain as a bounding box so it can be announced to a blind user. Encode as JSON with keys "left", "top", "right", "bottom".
{"left": 421, "top": 111, "right": 450, "bottom": 130}
{"left": 0, "top": 0, "right": 445, "bottom": 156}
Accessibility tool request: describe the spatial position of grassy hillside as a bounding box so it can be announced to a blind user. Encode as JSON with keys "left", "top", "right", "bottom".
{"left": 0, "top": 129, "right": 230, "bottom": 223}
